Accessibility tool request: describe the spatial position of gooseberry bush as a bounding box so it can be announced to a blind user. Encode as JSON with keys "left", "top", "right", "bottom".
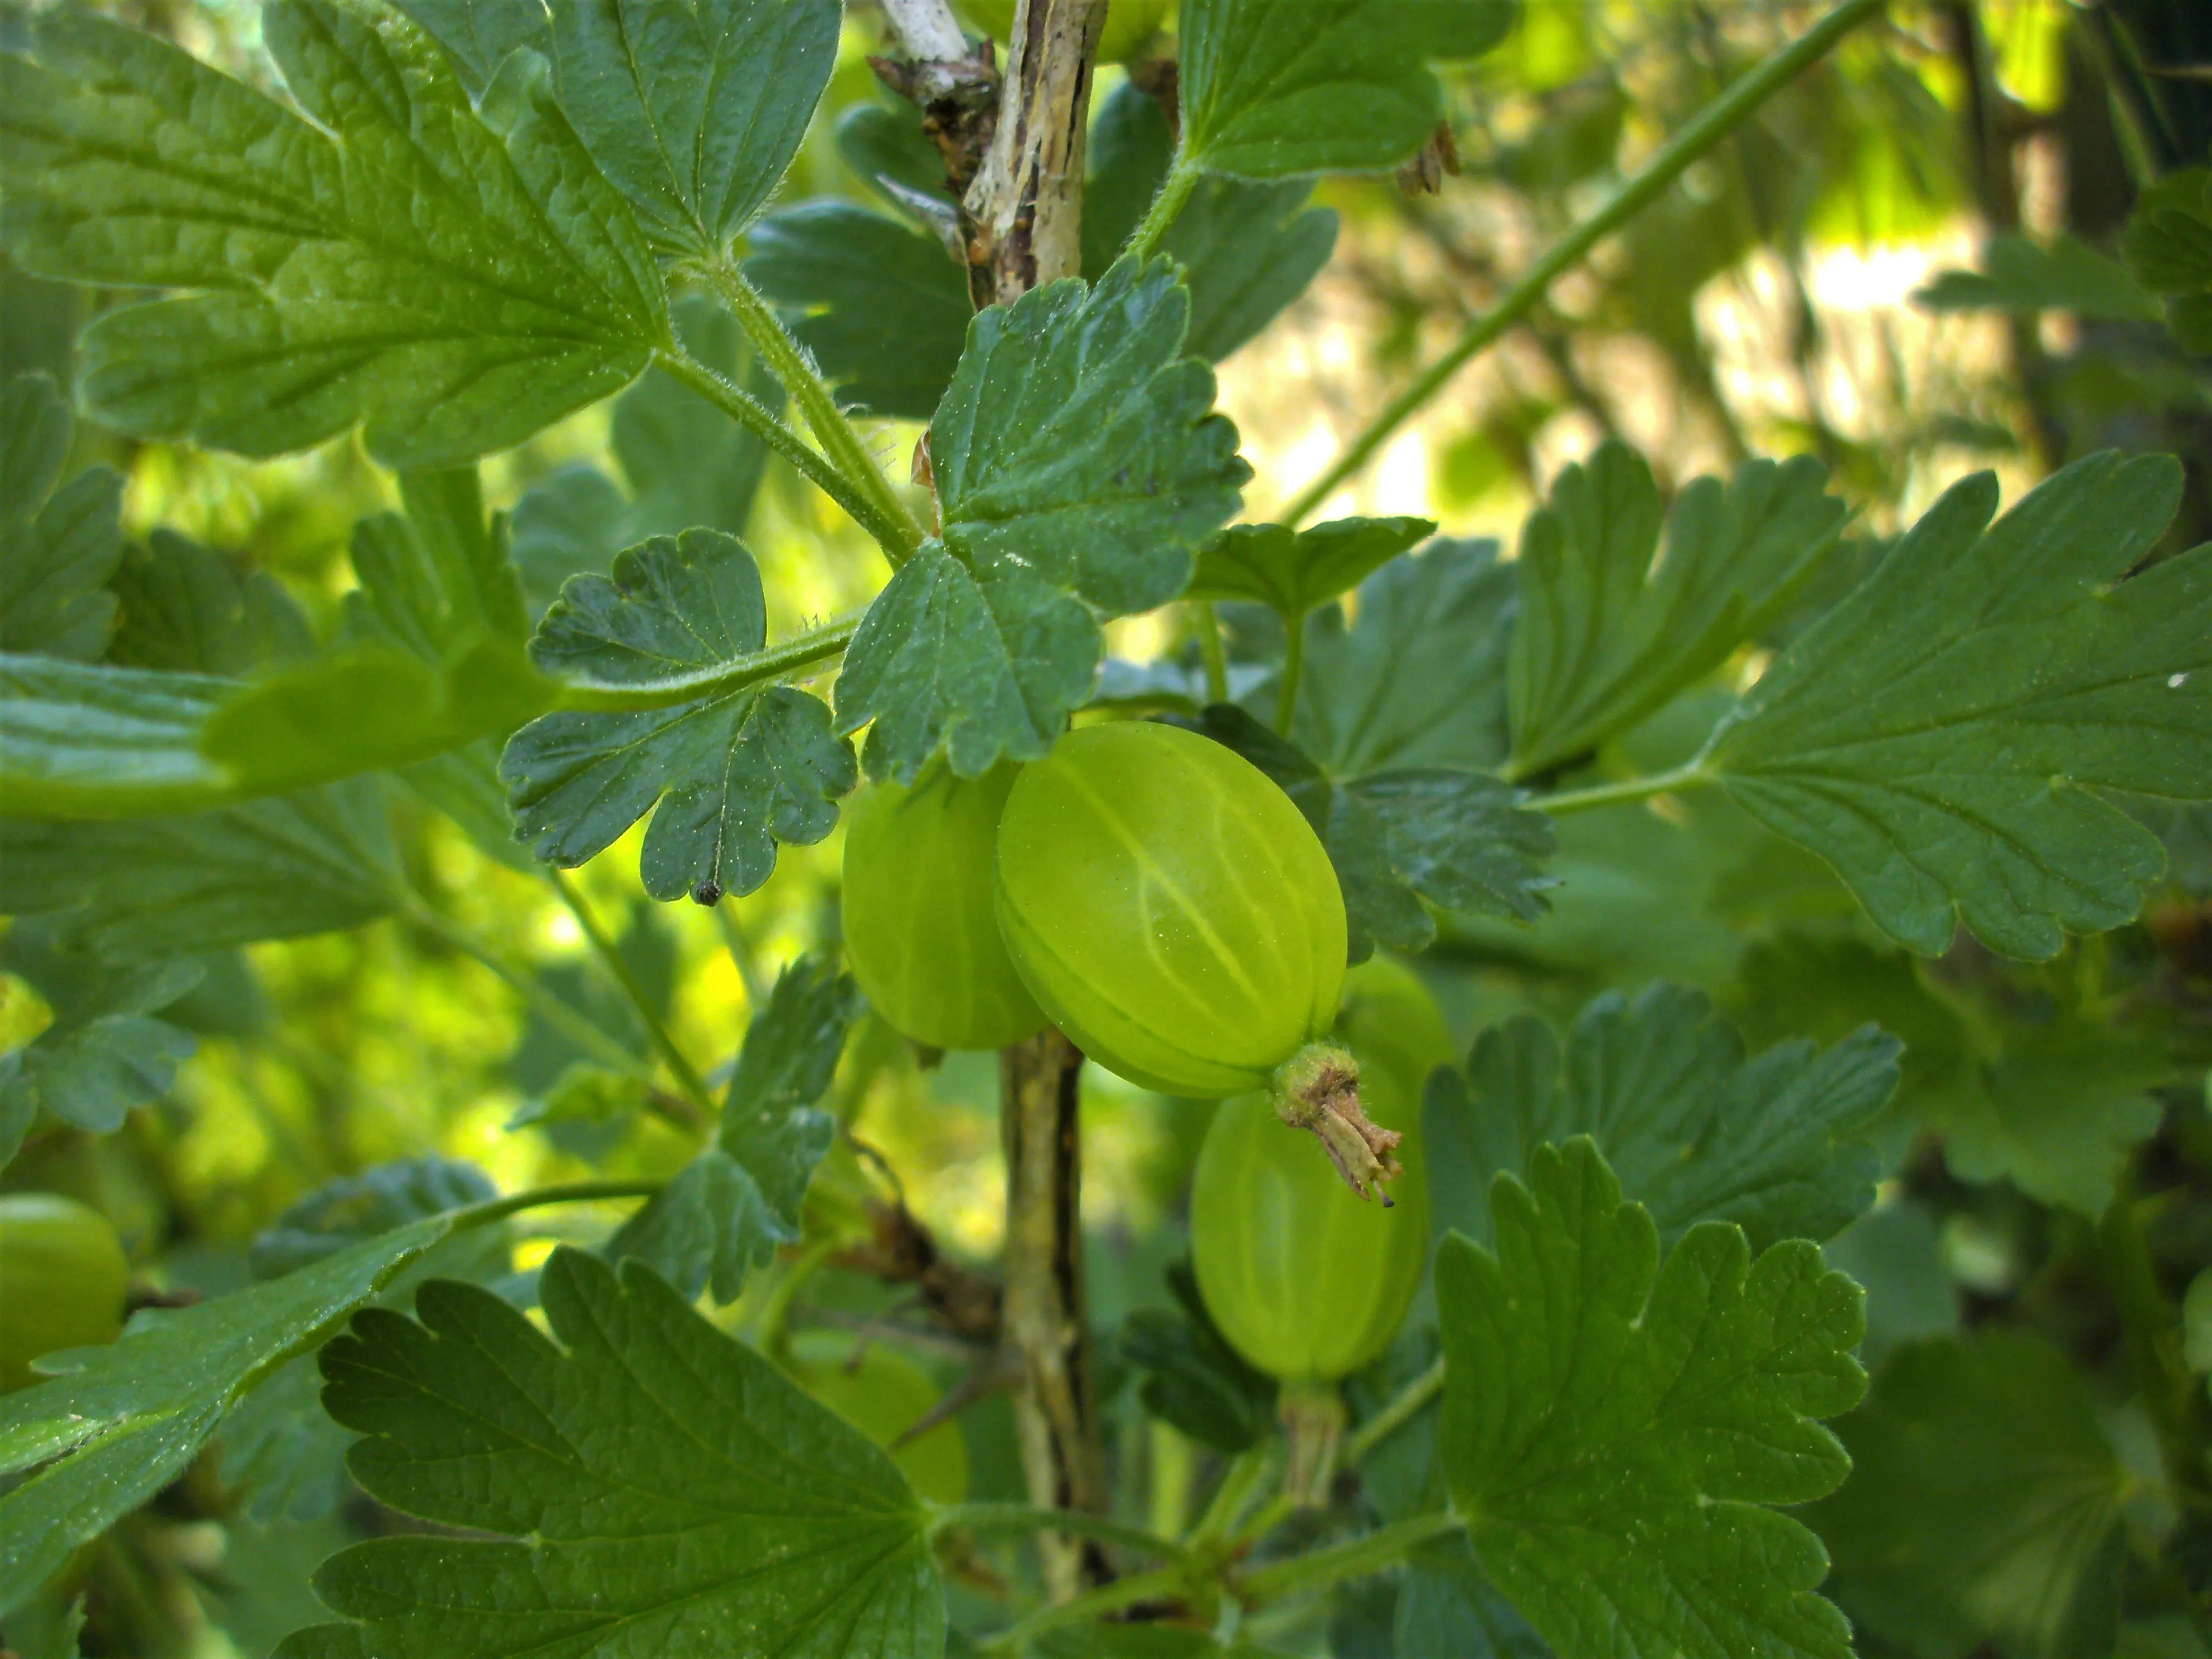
{"left": 2, "top": 0, "right": 2211, "bottom": 1655}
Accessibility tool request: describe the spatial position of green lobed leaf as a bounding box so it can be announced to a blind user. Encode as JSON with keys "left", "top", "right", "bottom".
{"left": 1179, "top": 0, "right": 1519, "bottom": 180}
{"left": 0, "top": 781, "right": 401, "bottom": 961}
{"left": 391, "top": 0, "right": 841, "bottom": 261}
{"left": 1190, "top": 517, "right": 1435, "bottom": 622}
{"left": 836, "top": 258, "right": 1249, "bottom": 781}
{"left": 0, "top": 1209, "right": 477, "bottom": 1617}
{"left": 281, "top": 1244, "right": 943, "bottom": 1658}
{"left": 1808, "top": 1332, "right": 2127, "bottom": 1659}
{"left": 1177, "top": 705, "right": 1556, "bottom": 957}
{"left": 1294, "top": 537, "right": 1518, "bottom": 775}
{"left": 1703, "top": 451, "right": 2210, "bottom": 959}
{"left": 1396, "top": 1537, "right": 1554, "bottom": 1659}
{"left": 1425, "top": 983, "right": 1899, "bottom": 1254}
{"left": 0, "top": 2, "right": 668, "bottom": 469}
{"left": 1438, "top": 1138, "right": 1865, "bottom": 1659}
{"left": 1508, "top": 443, "right": 1847, "bottom": 780}
{"left": 0, "top": 372, "right": 123, "bottom": 662}
{"left": 1116, "top": 1259, "right": 1277, "bottom": 1454}
{"left": 502, "top": 529, "right": 856, "bottom": 903}
{"left": 1915, "top": 233, "right": 2163, "bottom": 321}
{"left": 222, "top": 1157, "right": 508, "bottom": 1525}
{"left": 611, "top": 957, "right": 858, "bottom": 1302}
{"left": 0, "top": 925, "right": 200, "bottom": 1167}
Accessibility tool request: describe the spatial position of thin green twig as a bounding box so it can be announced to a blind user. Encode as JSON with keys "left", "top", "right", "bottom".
{"left": 693, "top": 259, "right": 925, "bottom": 564}
{"left": 548, "top": 869, "right": 717, "bottom": 1122}
{"left": 1237, "top": 1510, "right": 1464, "bottom": 1606}
{"left": 1278, "top": 0, "right": 1889, "bottom": 526}
{"left": 979, "top": 1566, "right": 1186, "bottom": 1651}
{"left": 1194, "top": 599, "right": 1231, "bottom": 706}
{"left": 401, "top": 900, "right": 643, "bottom": 1081}
{"left": 1536, "top": 761, "right": 1714, "bottom": 816}
{"left": 465, "top": 1178, "right": 666, "bottom": 1226}
{"left": 1274, "top": 617, "right": 1305, "bottom": 735}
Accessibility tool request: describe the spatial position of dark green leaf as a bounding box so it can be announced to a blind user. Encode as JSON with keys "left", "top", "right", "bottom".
{"left": 1295, "top": 537, "right": 1517, "bottom": 775}
{"left": 1179, "top": 705, "right": 1555, "bottom": 956}
{"left": 1180, "top": 0, "right": 1518, "bottom": 180}
{"left": 0, "top": 372, "right": 122, "bottom": 661}
{"left": 0, "top": 782, "right": 400, "bottom": 961}
{"left": 837, "top": 258, "right": 1249, "bottom": 780}
{"left": 748, "top": 202, "right": 973, "bottom": 423}
{"left": 1190, "top": 517, "right": 1435, "bottom": 620}
{"left": 286, "top": 1244, "right": 943, "bottom": 1657}
{"left": 1397, "top": 1537, "right": 1554, "bottom": 1659}
{"left": 1509, "top": 443, "right": 1847, "bottom": 779}
{"left": 1438, "top": 1138, "right": 1864, "bottom": 1659}
{"left": 1117, "top": 1259, "right": 1277, "bottom": 1454}
{"left": 1809, "top": 1333, "right": 2126, "bottom": 1659}
{"left": 251, "top": 1158, "right": 499, "bottom": 1280}
{"left": 612, "top": 957, "right": 857, "bottom": 1302}
{"left": 393, "top": 0, "right": 841, "bottom": 260}
{"left": 0, "top": 925, "right": 199, "bottom": 1166}
{"left": 1704, "top": 452, "right": 2210, "bottom": 959}
{"left": 1425, "top": 984, "right": 1899, "bottom": 1253}
{"left": 0, "top": 1209, "right": 480, "bottom": 1617}
{"left": 1083, "top": 82, "right": 1340, "bottom": 362}
{"left": 106, "top": 532, "right": 316, "bottom": 676}
{"left": 1915, "top": 233, "right": 2162, "bottom": 320}
{"left": 838, "top": 103, "right": 958, "bottom": 222}
{"left": 0, "top": 3, "right": 667, "bottom": 468}
{"left": 502, "top": 530, "right": 856, "bottom": 901}
{"left": 2122, "top": 168, "right": 2212, "bottom": 349}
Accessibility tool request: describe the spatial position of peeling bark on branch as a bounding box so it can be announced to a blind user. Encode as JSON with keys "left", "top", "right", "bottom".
{"left": 872, "top": 0, "right": 1002, "bottom": 201}
{"left": 962, "top": 0, "right": 1110, "bottom": 305}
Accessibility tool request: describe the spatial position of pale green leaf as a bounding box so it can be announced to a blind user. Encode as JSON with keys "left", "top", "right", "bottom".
{"left": 501, "top": 530, "right": 856, "bottom": 903}
{"left": 1809, "top": 1332, "right": 2126, "bottom": 1659}
{"left": 613, "top": 957, "right": 856, "bottom": 1302}
{"left": 1704, "top": 452, "right": 2209, "bottom": 959}
{"left": 1438, "top": 1138, "right": 1864, "bottom": 1659}
{"left": 0, "top": 655, "right": 231, "bottom": 817}
{"left": 1509, "top": 443, "right": 1847, "bottom": 779}
{"left": 0, "top": 782, "right": 400, "bottom": 961}
{"left": 1180, "top": 0, "right": 1519, "bottom": 180}
{"left": 836, "top": 258, "right": 1249, "bottom": 781}
{"left": 1915, "top": 233, "right": 2162, "bottom": 321}
{"left": 0, "top": 2, "right": 667, "bottom": 468}
{"left": 0, "top": 372, "right": 122, "bottom": 662}
{"left": 1424, "top": 984, "right": 1900, "bottom": 1253}
{"left": 392, "top": 0, "right": 842, "bottom": 260}
{"left": 281, "top": 1244, "right": 944, "bottom": 1658}
{"left": 0, "top": 1209, "right": 478, "bottom": 1617}
{"left": 1190, "top": 517, "right": 1435, "bottom": 621}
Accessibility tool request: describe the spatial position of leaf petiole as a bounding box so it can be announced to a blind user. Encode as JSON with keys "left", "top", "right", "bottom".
{"left": 692, "top": 259, "right": 926, "bottom": 564}
{"left": 930, "top": 1502, "right": 1201, "bottom": 1569}
{"left": 548, "top": 870, "right": 716, "bottom": 1123}
{"left": 552, "top": 614, "right": 860, "bottom": 713}
{"left": 1124, "top": 153, "right": 1202, "bottom": 263}
{"left": 1535, "top": 761, "right": 1714, "bottom": 817}
{"left": 1236, "top": 1509, "right": 1465, "bottom": 1606}
{"left": 1274, "top": 615, "right": 1305, "bottom": 734}
{"left": 1343, "top": 1356, "right": 1445, "bottom": 1466}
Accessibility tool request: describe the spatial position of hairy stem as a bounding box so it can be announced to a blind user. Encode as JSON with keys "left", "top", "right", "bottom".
{"left": 548, "top": 869, "right": 716, "bottom": 1121}
{"left": 1535, "top": 761, "right": 1714, "bottom": 816}
{"left": 932, "top": 1502, "right": 1200, "bottom": 1568}
{"left": 692, "top": 260, "right": 925, "bottom": 564}
{"left": 1238, "top": 1510, "right": 1465, "bottom": 1606}
{"left": 656, "top": 348, "right": 916, "bottom": 559}
{"left": 1123, "top": 153, "right": 1200, "bottom": 262}
{"left": 1278, "top": 0, "right": 1889, "bottom": 526}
